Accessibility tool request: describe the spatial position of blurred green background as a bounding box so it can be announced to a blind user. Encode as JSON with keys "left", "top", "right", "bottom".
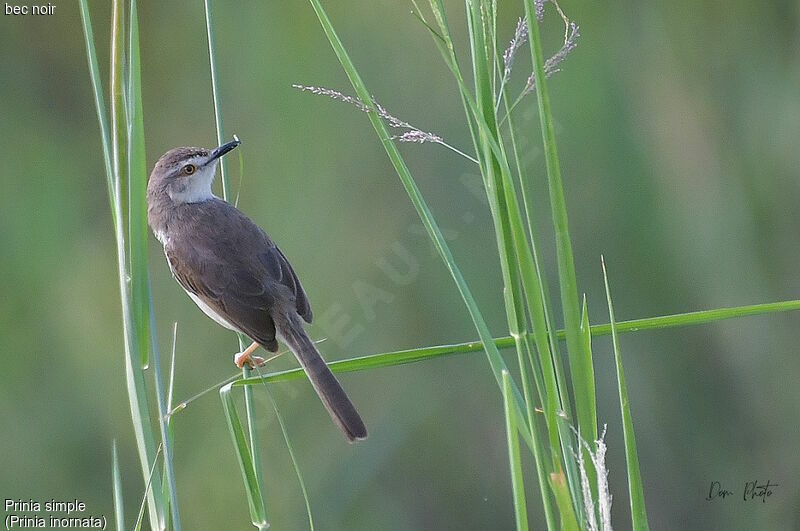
{"left": 1, "top": 1, "right": 799, "bottom": 529}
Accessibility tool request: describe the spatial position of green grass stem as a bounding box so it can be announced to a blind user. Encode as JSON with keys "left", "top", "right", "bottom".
{"left": 602, "top": 258, "right": 649, "bottom": 530}
{"left": 503, "top": 370, "right": 530, "bottom": 531}
{"left": 220, "top": 383, "right": 270, "bottom": 530}
{"left": 523, "top": 0, "right": 596, "bottom": 449}
{"left": 235, "top": 299, "right": 800, "bottom": 386}
{"left": 125, "top": 0, "right": 150, "bottom": 369}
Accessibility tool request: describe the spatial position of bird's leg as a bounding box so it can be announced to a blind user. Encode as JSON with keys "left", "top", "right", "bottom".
{"left": 234, "top": 341, "right": 266, "bottom": 368}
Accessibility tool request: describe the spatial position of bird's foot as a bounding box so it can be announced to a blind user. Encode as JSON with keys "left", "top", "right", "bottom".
{"left": 234, "top": 352, "right": 266, "bottom": 368}
{"left": 234, "top": 342, "right": 265, "bottom": 369}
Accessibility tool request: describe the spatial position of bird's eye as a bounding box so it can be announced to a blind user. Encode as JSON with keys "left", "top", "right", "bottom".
{"left": 182, "top": 164, "right": 196, "bottom": 175}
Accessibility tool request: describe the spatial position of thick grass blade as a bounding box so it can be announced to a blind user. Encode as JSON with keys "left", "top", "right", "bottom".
{"left": 121, "top": 0, "right": 182, "bottom": 525}
{"left": 125, "top": 0, "right": 150, "bottom": 369}
{"left": 102, "top": 0, "right": 166, "bottom": 527}
{"left": 112, "top": 441, "right": 125, "bottom": 531}
{"left": 549, "top": 471, "right": 579, "bottom": 531}
{"left": 306, "top": 0, "right": 534, "bottom": 450}
{"left": 503, "top": 370, "right": 529, "bottom": 531}
{"left": 521, "top": 0, "right": 596, "bottom": 447}
{"left": 602, "top": 258, "right": 649, "bottom": 530}
{"left": 220, "top": 383, "right": 269, "bottom": 530}
{"left": 242, "top": 360, "right": 267, "bottom": 527}
{"left": 420, "top": 10, "right": 575, "bottom": 493}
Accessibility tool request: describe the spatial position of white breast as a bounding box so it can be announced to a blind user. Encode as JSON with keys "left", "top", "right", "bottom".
{"left": 163, "top": 246, "right": 239, "bottom": 332}
{"left": 154, "top": 229, "right": 169, "bottom": 246}
{"left": 186, "top": 290, "right": 238, "bottom": 332}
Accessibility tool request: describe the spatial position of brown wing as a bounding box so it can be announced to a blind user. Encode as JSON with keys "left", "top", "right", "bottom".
{"left": 166, "top": 245, "right": 280, "bottom": 351}
{"left": 163, "top": 198, "right": 313, "bottom": 351}
{"left": 258, "top": 245, "right": 313, "bottom": 323}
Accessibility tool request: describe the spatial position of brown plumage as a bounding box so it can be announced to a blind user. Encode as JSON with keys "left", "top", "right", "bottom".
{"left": 147, "top": 141, "right": 367, "bottom": 442}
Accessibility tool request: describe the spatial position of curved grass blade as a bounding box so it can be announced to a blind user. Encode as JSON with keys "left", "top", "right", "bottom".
{"left": 602, "top": 257, "right": 649, "bottom": 530}
{"left": 220, "top": 383, "right": 269, "bottom": 530}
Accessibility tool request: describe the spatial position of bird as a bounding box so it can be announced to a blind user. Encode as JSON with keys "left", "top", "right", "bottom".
{"left": 146, "top": 139, "right": 367, "bottom": 442}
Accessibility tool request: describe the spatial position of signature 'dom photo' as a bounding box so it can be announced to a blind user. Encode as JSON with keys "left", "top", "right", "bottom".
{"left": 1, "top": 1, "right": 798, "bottom": 530}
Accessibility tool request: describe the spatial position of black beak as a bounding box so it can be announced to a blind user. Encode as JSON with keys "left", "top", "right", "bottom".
{"left": 207, "top": 139, "right": 241, "bottom": 165}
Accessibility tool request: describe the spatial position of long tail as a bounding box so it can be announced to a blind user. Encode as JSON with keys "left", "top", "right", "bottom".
{"left": 275, "top": 313, "right": 367, "bottom": 442}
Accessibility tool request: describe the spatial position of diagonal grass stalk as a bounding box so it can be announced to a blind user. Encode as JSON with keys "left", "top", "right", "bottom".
{"left": 306, "top": 0, "right": 536, "bottom": 455}
{"left": 135, "top": 444, "right": 164, "bottom": 531}
{"left": 234, "top": 298, "right": 800, "bottom": 386}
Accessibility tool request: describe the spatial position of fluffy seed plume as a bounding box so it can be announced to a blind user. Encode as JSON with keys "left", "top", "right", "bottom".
{"left": 293, "top": 84, "right": 477, "bottom": 163}
{"left": 502, "top": 18, "right": 529, "bottom": 85}
{"left": 523, "top": 22, "right": 580, "bottom": 95}
{"left": 395, "top": 130, "right": 443, "bottom": 144}
{"left": 534, "top": 0, "right": 546, "bottom": 21}
{"left": 574, "top": 425, "right": 613, "bottom": 531}
{"left": 292, "top": 84, "right": 372, "bottom": 113}
{"left": 294, "top": 84, "right": 425, "bottom": 137}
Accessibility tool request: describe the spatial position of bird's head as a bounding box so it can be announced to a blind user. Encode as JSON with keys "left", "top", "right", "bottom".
{"left": 147, "top": 139, "right": 240, "bottom": 205}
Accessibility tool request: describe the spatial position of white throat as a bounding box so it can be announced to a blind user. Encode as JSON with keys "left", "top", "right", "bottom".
{"left": 168, "top": 158, "right": 219, "bottom": 204}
